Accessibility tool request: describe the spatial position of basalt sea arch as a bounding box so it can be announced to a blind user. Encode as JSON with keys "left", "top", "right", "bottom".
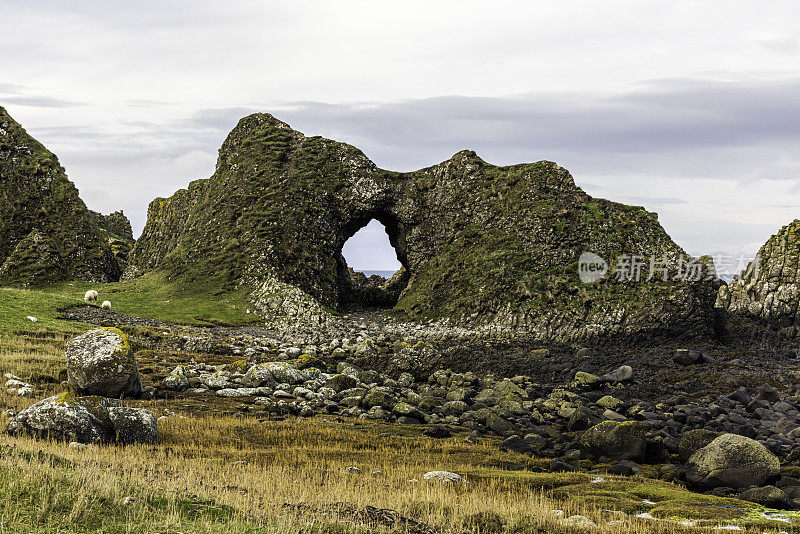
{"left": 129, "top": 113, "right": 720, "bottom": 341}
{"left": 336, "top": 209, "right": 411, "bottom": 309}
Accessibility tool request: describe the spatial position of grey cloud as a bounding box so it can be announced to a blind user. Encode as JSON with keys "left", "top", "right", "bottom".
{"left": 124, "top": 99, "right": 177, "bottom": 108}
{"left": 21, "top": 77, "right": 800, "bottom": 253}
{"left": 0, "top": 83, "right": 26, "bottom": 95}
{"left": 273, "top": 77, "right": 800, "bottom": 159}
{"left": 619, "top": 196, "right": 687, "bottom": 206}
{"left": 3, "top": 96, "right": 85, "bottom": 108}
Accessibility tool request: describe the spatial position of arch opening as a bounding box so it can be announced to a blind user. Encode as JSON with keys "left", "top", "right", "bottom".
{"left": 338, "top": 218, "right": 409, "bottom": 309}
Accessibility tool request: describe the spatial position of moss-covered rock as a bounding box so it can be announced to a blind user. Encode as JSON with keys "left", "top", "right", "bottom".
{"left": 6, "top": 393, "right": 155, "bottom": 444}
{"left": 91, "top": 210, "right": 135, "bottom": 270}
{"left": 580, "top": 420, "right": 645, "bottom": 461}
{"left": 128, "top": 113, "right": 719, "bottom": 341}
{"left": 0, "top": 106, "right": 120, "bottom": 284}
{"left": 686, "top": 434, "right": 780, "bottom": 489}
{"left": 678, "top": 428, "right": 720, "bottom": 462}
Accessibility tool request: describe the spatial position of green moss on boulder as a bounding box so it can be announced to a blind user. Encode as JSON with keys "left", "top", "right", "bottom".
{"left": 580, "top": 420, "right": 645, "bottom": 461}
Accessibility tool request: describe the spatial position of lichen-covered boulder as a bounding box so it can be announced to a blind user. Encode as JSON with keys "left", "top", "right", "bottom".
{"left": 108, "top": 406, "right": 157, "bottom": 444}
{"left": 7, "top": 393, "right": 119, "bottom": 442}
{"left": 263, "top": 362, "right": 304, "bottom": 384}
{"left": 392, "top": 402, "right": 425, "bottom": 423}
{"left": 363, "top": 387, "right": 395, "bottom": 409}
{"left": 325, "top": 373, "right": 358, "bottom": 393}
{"left": 6, "top": 392, "right": 157, "bottom": 444}
{"left": 241, "top": 364, "right": 278, "bottom": 388}
{"left": 685, "top": 434, "right": 780, "bottom": 489}
{"left": 678, "top": 429, "right": 721, "bottom": 462}
{"left": 66, "top": 327, "right": 142, "bottom": 398}
{"left": 423, "top": 471, "right": 463, "bottom": 483}
{"left": 580, "top": 421, "right": 645, "bottom": 461}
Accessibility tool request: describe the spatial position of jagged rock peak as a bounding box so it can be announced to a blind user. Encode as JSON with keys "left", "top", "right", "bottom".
{"left": 0, "top": 106, "right": 120, "bottom": 284}
{"left": 719, "top": 219, "right": 800, "bottom": 332}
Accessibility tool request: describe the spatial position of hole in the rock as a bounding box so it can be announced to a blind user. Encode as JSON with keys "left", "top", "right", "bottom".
{"left": 340, "top": 219, "right": 408, "bottom": 309}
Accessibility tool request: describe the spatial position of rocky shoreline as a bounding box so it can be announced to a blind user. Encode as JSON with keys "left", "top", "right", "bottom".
{"left": 49, "top": 304, "right": 800, "bottom": 511}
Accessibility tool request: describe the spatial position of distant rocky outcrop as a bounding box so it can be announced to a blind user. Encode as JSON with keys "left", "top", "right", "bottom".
{"left": 91, "top": 210, "right": 135, "bottom": 271}
{"left": 0, "top": 106, "right": 120, "bottom": 284}
{"left": 719, "top": 220, "right": 800, "bottom": 336}
{"left": 129, "top": 113, "right": 718, "bottom": 342}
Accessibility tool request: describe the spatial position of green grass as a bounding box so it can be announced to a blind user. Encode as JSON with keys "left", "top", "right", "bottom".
{"left": 11, "top": 271, "right": 260, "bottom": 328}
{"left": 0, "top": 288, "right": 87, "bottom": 336}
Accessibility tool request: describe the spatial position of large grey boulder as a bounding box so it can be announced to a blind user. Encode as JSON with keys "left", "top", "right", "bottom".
{"left": 66, "top": 328, "right": 142, "bottom": 397}
{"left": 241, "top": 364, "right": 278, "bottom": 388}
{"left": 108, "top": 406, "right": 158, "bottom": 444}
{"left": 580, "top": 421, "right": 645, "bottom": 461}
{"left": 325, "top": 374, "right": 358, "bottom": 393}
{"left": 6, "top": 393, "right": 157, "bottom": 444}
{"left": 685, "top": 434, "right": 780, "bottom": 489}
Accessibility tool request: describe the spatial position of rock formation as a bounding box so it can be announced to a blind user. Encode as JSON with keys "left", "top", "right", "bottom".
{"left": 129, "top": 113, "right": 718, "bottom": 342}
{"left": 0, "top": 106, "right": 120, "bottom": 284}
{"left": 685, "top": 434, "right": 780, "bottom": 489}
{"left": 719, "top": 219, "right": 800, "bottom": 336}
{"left": 91, "top": 210, "right": 135, "bottom": 270}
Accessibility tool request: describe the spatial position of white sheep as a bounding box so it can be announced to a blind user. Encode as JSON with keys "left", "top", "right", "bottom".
{"left": 84, "top": 290, "right": 98, "bottom": 303}
{"left": 101, "top": 301, "right": 112, "bottom": 310}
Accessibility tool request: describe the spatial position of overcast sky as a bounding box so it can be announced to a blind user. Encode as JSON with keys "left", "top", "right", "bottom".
{"left": 2, "top": 1, "right": 800, "bottom": 270}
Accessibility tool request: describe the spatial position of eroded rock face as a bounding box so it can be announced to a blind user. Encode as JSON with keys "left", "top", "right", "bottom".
{"left": 66, "top": 328, "right": 142, "bottom": 398}
{"left": 6, "top": 393, "right": 156, "bottom": 444}
{"left": 0, "top": 106, "right": 120, "bottom": 284}
{"left": 720, "top": 220, "right": 800, "bottom": 333}
{"left": 129, "top": 113, "right": 718, "bottom": 342}
{"left": 685, "top": 434, "right": 780, "bottom": 489}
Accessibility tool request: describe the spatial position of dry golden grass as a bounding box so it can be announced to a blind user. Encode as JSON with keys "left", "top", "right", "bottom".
{"left": 0, "top": 407, "right": 791, "bottom": 533}
{"left": 0, "top": 415, "right": 737, "bottom": 534}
